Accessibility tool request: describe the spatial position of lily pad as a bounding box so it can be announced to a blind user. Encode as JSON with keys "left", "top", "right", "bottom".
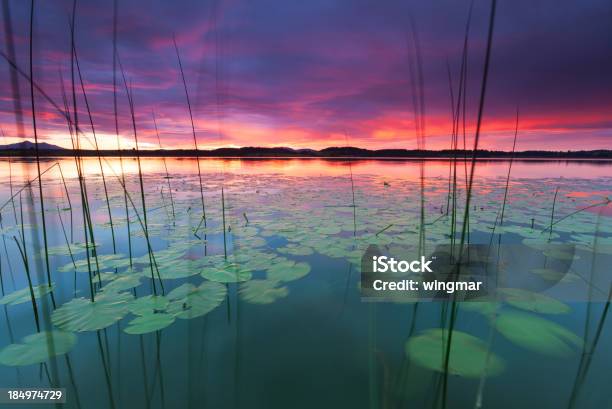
{"left": 129, "top": 295, "right": 169, "bottom": 316}
{"left": 52, "top": 291, "right": 132, "bottom": 332}
{"left": 495, "top": 311, "right": 582, "bottom": 356}
{"left": 124, "top": 313, "right": 175, "bottom": 335}
{"left": 499, "top": 288, "right": 570, "bottom": 314}
{"left": 405, "top": 329, "right": 504, "bottom": 378}
{"left": 0, "top": 284, "right": 55, "bottom": 306}
{"left": 239, "top": 279, "right": 289, "bottom": 304}
{"left": 201, "top": 263, "right": 252, "bottom": 283}
{"left": 156, "top": 259, "right": 203, "bottom": 280}
{"left": 167, "top": 282, "right": 226, "bottom": 319}
{"left": 266, "top": 261, "right": 310, "bottom": 282}
{"left": 100, "top": 273, "right": 142, "bottom": 293}
{"left": 0, "top": 331, "right": 76, "bottom": 366}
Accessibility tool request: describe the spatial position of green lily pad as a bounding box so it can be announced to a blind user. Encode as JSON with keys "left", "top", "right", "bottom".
{"left": 129, "top": 295, "right": 169, "bottom": 316}
{"left": 167, "top": 282, "right": 226, "bottom": 319}
{"left": 499, "top": 288, "right": 570, "bottom": 314}
{"left": 124, "top": 313, "right": 175, "bottom": 335}
{"left": 495, "top": 311, "right": 582, "bottom": 356}
{"left": 58, "top": 254, "right": 129, "bottom": 273}
{"left": 100, "top": 273, "right": 142, "bottom": 293}
{"left": 530, "top": 268, "right": 579, "bottom": 283}
{"left": 0, "top": 284, "right": 55, "bottom": 306}
{"left": 52, "top": 291, "right": 132, "bottom": 332}
{"left": 239, "top": 279, "right": 289, "bottom": 304}
{"left": 201, "top": 263, "right": 252, "bottom": 283}
{"left": 156, "top": 259, "right": 202, "bottom": 280}
{"left": 405, "top": 329, "right": 504, "bottom": 378}
{"left": 267, "top": 261, "right": 310, "bottom": 282}
{"left": 0, "top": 331, "right": 77, "bottom": 366}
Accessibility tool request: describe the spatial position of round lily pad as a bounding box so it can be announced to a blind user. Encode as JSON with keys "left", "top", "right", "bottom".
{"left": 239, "top": 279, "right": 289, "bottom": 304}
{"left": 495, "top": 311, "right": 582, "bottom": 356}
{"left": 405, "top": 329, "right": 504, "bottom": 378}
{"left": 166, "top": 282, "right": 226, "bottom": 319}
{"left": 124, "top": 313, "right": 175, "bottom": 335}
{"left": 156, "top": 259, "right": 202, "bottom": 280}
{"left": 0, "top": 331, "right": 77, "bottom": 366}
{"left": 101, "top": 273, "right": 142, "bottom": 293}
{"left": 129, "top": 295, "right": 169, "bottom": 316}
{"left": 52, "top": 291, "right": 132, "bottom": 332}
{"left": 498, "top": 288, "right": 570, "bottom": 314}
{"left": 201, "top": 263, "right": 252, "bottom": 283}
{"left": 0, "top": 284, "right": 55, "bottom": 306}
{"left": 266, "top": 261, "right": 310, "bottom": 282}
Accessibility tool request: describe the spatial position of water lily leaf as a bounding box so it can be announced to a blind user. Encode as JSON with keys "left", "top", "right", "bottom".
{"left": 124, "top": 313, "right": 175, "bottom": 335}
{"left": 530, "top": 268, "right": 579, "bottom": 283}
{"left": 129, "top": 295, "right": 169, "bottom": 316}
{"left": 459, "top": 300, "right": 500, "bottom": 317}
{"left": 167, "top": 282, "right": 226, "bottom": 319}
{"left": 495, "top": 311, "right": 582, "bottom": 356}
{"left": 0, "top": 284, "right": 55, "bottom": 306}
{"left": 277, "top": 244, "right": 314, "bottom": 256}
{"left": 156, "top": 259, "right": 202, "bottom": 280}
{"left": 0, "top": 331, "right": 76, "bottom": 366}
{"left": 100, "top": 273, "right": 142, "bottom": 293}
{"left": 59, "top": 254, "right": 128, "bottom": 273}
{"left": 499, "top": 288, "right": 570, "bottom": 314}
{"left": 52, "top": 292, "right": 132, "bottom": 332}
{"left": 201, "top": 263, "right": 252, "bottom": 283}
{"left": 405, "top": 329, "right": 504, "bottom": 378}
{"left": 47, "top": 244, "right": 86, "bottom": 256}
{"left": 239, "top": 279, "right": 289, "bottom": 304}
{"left": 266, "top": 261, "right": 310, "bottom": 282}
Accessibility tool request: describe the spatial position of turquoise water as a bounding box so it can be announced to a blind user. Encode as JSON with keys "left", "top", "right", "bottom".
{"left": 0, "top": 158, "right": 610, "bottom": 409}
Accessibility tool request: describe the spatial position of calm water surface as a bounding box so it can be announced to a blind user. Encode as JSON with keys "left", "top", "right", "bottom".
{"left": 0, "top": 158, "right": 610, "bottom": 409}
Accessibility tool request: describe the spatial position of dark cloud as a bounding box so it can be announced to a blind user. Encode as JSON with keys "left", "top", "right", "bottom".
{"left": 1, "top": 0, "right": 610, "bottom": 150}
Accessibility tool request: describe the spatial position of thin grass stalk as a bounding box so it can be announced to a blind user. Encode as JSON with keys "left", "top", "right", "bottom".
{"left": 28, "top": 0, "right": 56, "bottom": 308}
{"left": 119, "top": 65, "right": 164, "bottom": 294}
{"left": 14, "top": 193, "right": 40, "bottom": 331}
{"left": 73, "top": 43, "right": 117, "bottom": 253}
{"left": 56, "top": 206, "right": 77, "bottom": 295}
{"left": 113, "top": 0, "right": 132, "bottom": 268}
{"left": 499, "top": 108, "right": 519, "bottom": 225}
{"left": 406, "top": 15, "right": 426, "bottom": 255}
{"left": 57, "top": 164, "right": 74, "bottom": 242}
{"left": 221, "top": 187, "right": 228, "bottom": 259}
{"left": 0, "top": 216, "right": 16, "bottom": 290}
{"left": 173, "top": 36, "right": 207, "bottom": 229}
{"left": 442, "top": 2, "right": 497, "bottom": 408}
{"left": 549, "top": 186, "right": 559, "bottom": 240}
{"left": 67, "top": 2, "right": 99, "bottom": 299}
{"left": 152, "top": 112, "right": 175, "bottom": 221}
{"left": 0, "top": 128, "right": 19, "bottom": 224}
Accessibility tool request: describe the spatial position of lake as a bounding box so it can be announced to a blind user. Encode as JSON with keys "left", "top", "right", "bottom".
{"left": 0, "top": 157, "right": 610, "bottom": 409}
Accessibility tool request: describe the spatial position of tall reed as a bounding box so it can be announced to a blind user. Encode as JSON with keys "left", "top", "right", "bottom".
{"left": 73, "top": 44, "right": 117, "bottom": 254}
{"left": 152, "top": 112, "right": 175, "bottom": 221}
{"left": 113, "top": 0, "right": 133, "bottom": 268}
{"left": 441, "top": 2, "right": 497, "bottom": 409}
{"left": 118, "top": 57, "right": 164, "bottom": 294}
{"left": 28, "top": 0, "right": 56, "bottom": 308}
{"left": 173, "top": 37, "right": 207, "bottom": 230}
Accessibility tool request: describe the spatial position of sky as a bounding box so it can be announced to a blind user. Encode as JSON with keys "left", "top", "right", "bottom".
{"left": 0, "top": 0, "right": 611, "bottom": 151}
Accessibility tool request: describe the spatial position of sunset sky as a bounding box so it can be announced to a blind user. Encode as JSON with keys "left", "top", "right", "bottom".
{"left": 1, "top": 0, "right": 611, "bottom": 151}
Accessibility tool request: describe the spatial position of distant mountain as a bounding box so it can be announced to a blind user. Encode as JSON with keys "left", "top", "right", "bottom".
{"left": 0, "top": 142, "right": 610, "bottom": 159}
{"left": 0, "top": 140, "right": 66, "bottom": 151}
